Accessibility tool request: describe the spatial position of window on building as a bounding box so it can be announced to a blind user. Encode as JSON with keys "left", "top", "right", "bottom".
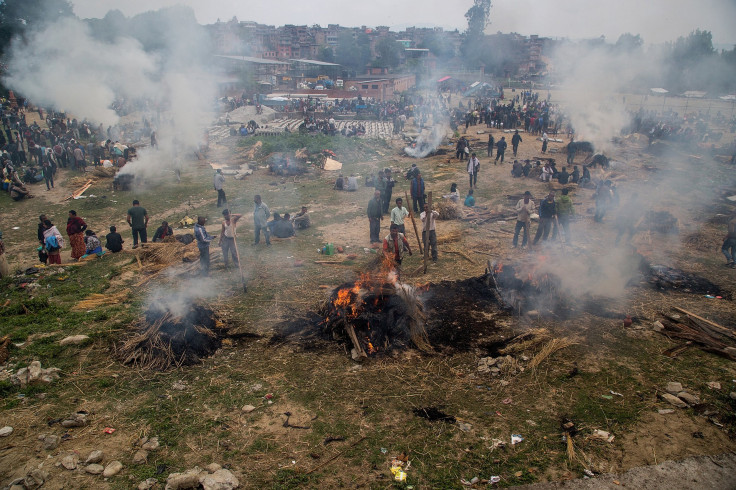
{"left": 362, "top": 85, "right": 369, "bottom": 89}
{"left": 371, "top": 85, "right": 379, "bottom": 89}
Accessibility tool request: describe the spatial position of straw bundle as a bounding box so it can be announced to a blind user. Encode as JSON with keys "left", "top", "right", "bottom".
{"left": 529, "top": 337, "right": 578, "bottom": 369}
{"left": 73, "top": 289, "right": 130, "bottom": 310}
{"left": 498, "top": 328, "right": 551, "bottom": 355}
{"left": 434, "top": 200, "right": 462, "bottom": 220}
{"left": 436, "top": 229, "right": 462, "bottom": 245}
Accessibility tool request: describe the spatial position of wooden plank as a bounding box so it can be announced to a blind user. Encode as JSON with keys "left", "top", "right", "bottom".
{"left": 673, "top": 307, "right": 736, "bottom": 335}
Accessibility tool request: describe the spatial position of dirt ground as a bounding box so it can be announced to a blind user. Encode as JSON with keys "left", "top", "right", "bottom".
{"left": 1, "top": 94, "right": 736, "bottom": 489}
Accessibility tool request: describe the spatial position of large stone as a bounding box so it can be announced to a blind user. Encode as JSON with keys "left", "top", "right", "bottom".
{"left": 132, "top": 449, "right": 149, "bottom": 465}
{"left": 85, "top": 464, "right": 104, "bottom": 475}
{"left": 40, "top": 434, "right": 60, "bottom": 450}
{"left": 61, "top": 412, "right": 88, "bottom": 428}
{"left": 665, "top": 382, "right": 683, "bottom": 394}
{"left": 200, "top": 468, "right": 240, "bottom": 490}
{"left": 206, "top": 463, "right": 222, "bottom": 474}
{"left": 241, "top": 405, "right": 256, "bottom": 413}
{"left": 661, "top": 393, "right": 688, "bottom": 408}
{"left": 23, "top": 469, "right": 48, "bottom": 490}
{"left": 28, "top": 361, "right": 42, "bottom": 380}
{"left": 85, "top": 449, "right": 104, "bottom": 464}
{"left": 141, "top": 436, "right": 160, "bottom": 451}
{"left": 59, "top": 335, "right": 90, "bottom": 346}
{"left": 0, "top": 426, "right": 13, "bottom": 437}
{"left": 103, "top": 460, "right": 123, "bottom": 477}
{"left": 61, "top": 453, "right": 79, "bottom": 470}
{"left": 138, "top": 478, "right": 158, "bottom": 490}
{"left": 165, "top": 467, "right": 203, "bottom": 490}
{"left": 677, "top": 391, "right": 701, "bottom": 406}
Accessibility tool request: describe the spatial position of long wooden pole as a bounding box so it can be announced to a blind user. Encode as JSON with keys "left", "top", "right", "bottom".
{"left": 423, "top": 191, "right": 433, "bottom": 274}
{"left": 404, "top": 190, "right": 423, "bottom": 255}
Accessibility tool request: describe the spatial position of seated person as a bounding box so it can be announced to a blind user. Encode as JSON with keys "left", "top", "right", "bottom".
{"left": 292, "top": 206, "right": 310, "bottom": 229}
{"left": 83, "top": 230, "right": 104, "bottom": 256}
{"left": 105, "top": 225, "right": 124, "bottom": 252}
{"left": 511, "top": 160, "right": 523, "bottom": 178}
{"left": 571, "top": 166, "right": 580, "bottom": 184}
{"left": 522, "top": 160, "right": 532, "bottom": 177}
{"left": 273, "top": 213, "right": 295, "bottom": 238}
{"left": 557, "top": 167, "right": 570, "bottom": 184}
{"left": 267, "top": 213, "right": 281, "bottom": 234}
{"left": 443, "top": 183, "right": 460, "bottom": 202}
{"left": 239, "top": 124, "right": 247, "bottom": 136}
{"left": 540, "top": 163, "right": 553, "bottom": 182}
{"left": 464, "top": 188, "right": 475, "bottom": 207}
{"left": 334, "top": 174, "right": 344, "bottom": 190}
{"left": 346, "top": 174, "right": 358, "bottom": 191}
{"left": 10, "top": 183, "right": 31, "bottom": 201}
{"left": 152, "top": 221, "right": 174, "bottom": 242}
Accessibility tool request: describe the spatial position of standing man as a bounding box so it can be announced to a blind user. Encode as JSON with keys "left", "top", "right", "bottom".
{"left": 253, "top": 195, "right": 270, "bottom": 246}
{"left": 594, "top": 180, "right": 612, "bottom": 223}
{"left": 420, "top": 203, "right": 439, "bottom": 263}
{"left": 512, "top": 191, "right": 535, "bottom": 249}
{"left": 214, "top": 169, "right": 226, "bottom": 208}
{"left": 410, "top": 171, "right": 425, "bottom": 213}
{"left": 383, "top": 223, "right": 412, "bottom": 266}
{"left": 367, "top": 189, "right": 383, "bottom": 244}
{"left": 556, "top": 188, "right": 574, "bottom": 243}
{"left": 467, "top": 152, "right": 480, "bottom": 188}
{"left": 495, "top": 137, "right": 507, "bottom": 164}
{"left": 375, "top": 171, "right": 387, "bottom": 215}
{"left": 487, "top": 133, "right": 494, "bottom": 158}
{"left": 533, "top": 191, "right": 557, "bottom": 245}
{"left": 382, "top": 169, "right": 395, "bottom": 214}
{"left": 219, "top": 209, "right": 242, "bottom": 267}
{"left": 126, "top": 199, "right": 149, "bottom": 249}
{"left": 42, "top": 158, "right": 54, "bottom": 190}
{"left": 721, "top": 212, "right": 736, "bottom": 268}
{"left": 73, "top": 143, "right": 85, "bottom": 172}
{"left": 541, "top": 132, "right": 549, "bottom": 154}
{"left": 390, "top": 197, "right": 409, "bottom": 234}
{"left": 511, "top": 130, "right": 522, "bottom": 157}
{"left": 194, "top": 216, "right": 214, "bottom": 275}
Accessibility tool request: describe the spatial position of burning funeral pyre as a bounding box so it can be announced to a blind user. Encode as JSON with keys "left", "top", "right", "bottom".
{"left": 489, "top": 260, "right": 570, "bottom": 317}
{"left": 118, "top": 303, "right": 228, "bottom": 370}
{"left": 319, "top": 271, "right": 431, "bottom": 359}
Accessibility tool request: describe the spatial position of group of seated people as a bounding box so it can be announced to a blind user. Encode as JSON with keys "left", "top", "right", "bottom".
{"left": 2, "top": 161, "right": 33, "bottom": 201}
{"left": 333, "top": 173, "right": 359, "bottom": 191}
{"left": 443, "top": 182, "right": 476, "bottom": 207}
{"left": 511, "top": 159, "right": 591, "bottom": 186}
{"left": 267, "top": 206, "right": 311, "bottom": 238}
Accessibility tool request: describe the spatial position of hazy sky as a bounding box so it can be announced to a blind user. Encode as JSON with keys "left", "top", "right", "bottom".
{"left": 70, "top": 0, "right": 736, "bottom": 46}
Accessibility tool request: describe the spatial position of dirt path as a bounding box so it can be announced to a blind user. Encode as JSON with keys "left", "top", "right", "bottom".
{"left": 518, "top": 452, "right": 736, "bottom": 489}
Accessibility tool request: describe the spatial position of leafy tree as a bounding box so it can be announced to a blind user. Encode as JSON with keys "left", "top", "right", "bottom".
{"left": 374, "top": 37, "right": 402, "bottom": 68}
{"left": 419, "top": 31, "right": 456, "bottom": 60}
{"left": 0, "top": 0, "right": 74, "bottom": 56}
{"left": 335, "top": 31, "right": 370, "bottom": 76}
{"left": 461, "top": 0, "right": 492, "bottom": 68}
{"left": 317, "top": 46, "right": 335, "bottom": 63}
{"left": 614, "top": 33, "right": 643, "bottom": 52}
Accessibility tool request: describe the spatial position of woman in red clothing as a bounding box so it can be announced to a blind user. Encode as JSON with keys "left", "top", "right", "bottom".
{"left": 66, "top": 210, "right": 87, "bottom": 260}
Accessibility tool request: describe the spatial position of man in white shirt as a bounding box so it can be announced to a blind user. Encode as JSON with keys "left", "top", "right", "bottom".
{"left": 214, "top": 169, "right": 226, "bottom": 207}
{"left": 513, "top": 191, "right": 535, "bottom": 248}
{"left": 420, "top": 203, "right": 439, "bottom": 262}
{"left": 390, "top": 198, "right": 410, "bottom": 234}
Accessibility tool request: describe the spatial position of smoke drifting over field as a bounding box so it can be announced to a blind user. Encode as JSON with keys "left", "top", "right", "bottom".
{"left": 3, "top": 6, "right": 216, "bottom": 172}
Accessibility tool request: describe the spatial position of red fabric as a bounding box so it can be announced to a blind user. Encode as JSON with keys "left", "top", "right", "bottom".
{"left": 69, "top": 233, "right": 85, "bottom": 260}
{"left": 66, "top": 216, "right": 86, "bottom": 236}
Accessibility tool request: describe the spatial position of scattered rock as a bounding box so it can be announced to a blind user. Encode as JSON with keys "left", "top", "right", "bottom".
{"left": 250, "top": 383, "right": 263, "bottom": 392}
{"left": 103, "top": 460, "right": 123, "bottom": 477}
{"left": 138, "top": 478, "right": 158, "bottom": 490}
{"left": 132, "top": 449, "right": 149, "bottom": 465}
{"left": 59, "top": 335, "right": 90, "bottom": 346}
{"left": 39, "top": 434, "right": 60, "bottom": 450}
{"left": 165, "top": 467, "right": 203, "bottom": 490}
{"left": 652, "top": 320, "right": 664, "bottom": 332}
{"left": 11, "top": 361, "right": 60, "bottom": 387}
{"left": 658, "top": 409, "right": 675, "bottom": 414}
{"left": 206, "top": 463, "right": 222, "bottom": 474}
{"left": 477, "top": 357, "right": 498, "bottom": 374}
{"left": 241, "top": 405, "right": 256, "bottom": 413}
{"left": 61, "top": 411, "right": 88, "bottom": 428}
{"left": 499, "top": 380, "right": 510, "bottom": 387}
{"left": 729, "top": 392, "right": 736, "bottom": 400}
{"left": 200, "top": 468, "right": 240, "bottom": 490}
{"left": 665, "top": 382, "right": 683, "bottom": 394}
{"left": 0, "top": 426, "right": 13, "bottom": 437}
{"left": 85, "top": 449, "right": 104, "bottom": 464}
{"left": 677, "top": 391, "right": 701, "bottom": 406}
{"left": 61, "top": 453, "right": 79, "bottom": 470}
{"left": 489, "top": 366, "right": 501, "bottom": 376}
{"left": 172, "top": 380, "right": 188, "bottom": 391}
{"left": 661, "top": 393, "right": 689, "bottom": 408}
{"left": 23, "top": 469, "right": 48, "bottom": 490}
{"left": 590, "top": 429, "right": 615, "bottom": 443}
{"left": 707, "top": 381, "right": 722, "bottom": 390}
{"left": 86, "top": 463, "right": 104, "bottom": 475}
{"left": 141, "top": 436, "right": 160, "bottom": 451}
{"left": 457, "top": 421, "right": 473, "bottom": 432}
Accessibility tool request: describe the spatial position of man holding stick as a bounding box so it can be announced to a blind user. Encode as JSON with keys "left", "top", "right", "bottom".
{"left": 420, "top": 202, "right": 439, "bottom": 263}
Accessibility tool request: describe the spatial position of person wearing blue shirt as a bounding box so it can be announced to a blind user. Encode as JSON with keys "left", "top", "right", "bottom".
{"left": 194, "top": 216, "right": 214, "bottom": 275}
{"left": 464, "top": 188, "right": 475, "bottom": 207}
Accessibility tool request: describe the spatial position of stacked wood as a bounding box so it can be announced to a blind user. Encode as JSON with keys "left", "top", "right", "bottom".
{"left": 657, "top": 307, "right": 736, "bottom": 361}
{"left": 462, "top": 208, "right": 515, "bottom": 225}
